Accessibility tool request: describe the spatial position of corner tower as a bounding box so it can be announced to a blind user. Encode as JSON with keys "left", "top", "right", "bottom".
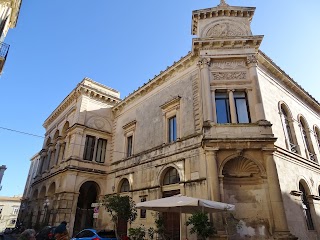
{"left": 193, "top": 0, "right": 265, "bottom": 124}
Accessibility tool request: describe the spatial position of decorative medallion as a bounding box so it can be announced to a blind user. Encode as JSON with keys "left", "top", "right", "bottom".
{"left": 206, "top": 23, "right": 247, "bottom": 37}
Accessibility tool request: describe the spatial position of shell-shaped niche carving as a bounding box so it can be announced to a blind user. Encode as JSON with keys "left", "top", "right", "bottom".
{"left": 222, "top": 157, "right": 260, "bottom": 178}
{"left": 206, "top": 22, "right": 248, "bottom": 37}
{"left": 86, "top": 116, "right": 112, "bottom": 132}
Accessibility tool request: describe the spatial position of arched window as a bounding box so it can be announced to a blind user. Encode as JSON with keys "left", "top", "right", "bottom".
{"left": 120, "top": 179, "right": 130, "bottom": 193}
{"left": 299, "top": 183, "right": 314, "bottom": 230}
{"left": 163, "top": 168, "right": 180, "bottom": 185}
{"left": 299, "top": 117, "right": 316, "bottom": 161}
{"left": 314, "top": 126, "right": 320, "bottom": 151}
{"left": 280, "top": 105, "right": 297, "bottom": 153}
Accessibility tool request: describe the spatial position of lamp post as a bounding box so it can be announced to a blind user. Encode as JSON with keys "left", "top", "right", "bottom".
{"left": 43, "top": 198, "right": 50, "bottom": 225}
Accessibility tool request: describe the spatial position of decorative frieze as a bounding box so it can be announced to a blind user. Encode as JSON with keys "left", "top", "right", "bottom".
{"left": 212, "top": 71, "right": 247, "bottom": 80}
{"left": 211, "top": 60, "right": 246, "bottom": 70}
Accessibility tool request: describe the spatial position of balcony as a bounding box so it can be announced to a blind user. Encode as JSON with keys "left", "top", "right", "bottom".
{"left": 203, "top": 120, "right": 275, "bottom": 143}
{"left": 0, "top": 42, "right": 10, "bottom": 74}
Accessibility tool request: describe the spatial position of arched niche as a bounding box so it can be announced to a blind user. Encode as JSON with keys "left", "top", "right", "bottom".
{"left": 221, "top": 155, "right": 270, "bottom": 238}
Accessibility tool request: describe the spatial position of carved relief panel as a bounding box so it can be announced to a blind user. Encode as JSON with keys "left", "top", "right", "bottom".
{"left": 210, "top": 59, "right": 248, "bottom": 82}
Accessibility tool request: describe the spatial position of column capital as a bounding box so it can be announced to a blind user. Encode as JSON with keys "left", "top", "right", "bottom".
{"left": 227, "top": 89, "right": 235, "bottom": 93}
{"left": 246, "top": 54, "right": 258, "bottom": 66}
{"left": 197, "top": 57, "right": 211, "bottom": 69}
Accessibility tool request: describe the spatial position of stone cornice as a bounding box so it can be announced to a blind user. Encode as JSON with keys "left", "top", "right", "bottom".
{"left": 192, "top": 5, "right": 255, "bottom": 35}
{"left": 112, "top": 52, "right": 197, "bottom": 114}
{"left": 1, "top": 0, "right": 22, "bottom": 28}
{"left": 192, "top": 35, "right": 263, "bottom": 54}
{"left": 258, "top": 50, "right": 320, "bottom": 113}
{"left": 43, "top": 77, "right": 121, "bottom": 129}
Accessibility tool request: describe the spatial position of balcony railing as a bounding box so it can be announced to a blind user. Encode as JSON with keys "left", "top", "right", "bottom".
{"left": 0, "top": 42, "right": 10, "bottom": 60}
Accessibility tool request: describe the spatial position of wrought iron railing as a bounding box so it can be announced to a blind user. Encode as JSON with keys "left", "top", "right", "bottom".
{"left": 308, "top": 152, "right": 316, "bottom": 162}
{"left": 289, "top": 143, "right": 298, "bottom": 153}
{"left": 0, "top": 42, "right": 10, "bottom": 60}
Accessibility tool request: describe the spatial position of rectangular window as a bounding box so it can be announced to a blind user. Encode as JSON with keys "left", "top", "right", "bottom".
{"left": 12, "top": 207, "right": 19, "bottom": 215}
{"left": 127, "top": 135, "right": 133, "bottom": 157}
{"left": 234, "top": 92, "right": 250, "bottom": 123}
{"left": 168, "top": 116, "right": 177, "bottom": 142}
{"left": 215, "top": 91, "right": 250, "bottom": 124}
{"left": 95, "top": 138, "right": 107, "bottom": 163}
{"left": 215, "top": 92, "right": 231, "bottom": 123}
{"left": 83, "top": 135, "right": 96, "bottom": 161}
{"left": 140, "top": 197, "right": 146, "bottom": 218}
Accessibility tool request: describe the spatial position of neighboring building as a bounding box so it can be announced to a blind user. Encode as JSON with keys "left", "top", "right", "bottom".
{"left": 0, "top": 196, "right": 21, "bottom": 232}
{"left": 0, "top": 165, "right": 6, "bottom": 191}
{"left": 0, "top": 0, "right": 22, "bottom": 74}
{"left": 21, "top": 1, "right": 320, "bottom": 240}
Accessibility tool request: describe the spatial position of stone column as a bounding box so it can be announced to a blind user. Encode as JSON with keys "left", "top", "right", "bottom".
{"left": 263, "top": 148, "right": 297, "bottom": 239}
{"left": 198, "top": 57, "right": 213, "bottom": 122}
{"left": 228, "top": 89, "right": 237, "bottom": 123}
{"left": 211, "top": 90, "right": 217, "bottom": 123}
{"left": 54, "top": 142, "right": 61, "bottom": 166}
{"left": 40, "top": 150, "right": 48, "bottom": 173}
{"left": 247, "top": 54, "right": 266, "bottom": 121}
{"left": 205, "top": 148, "right": 220, "bottom": 201}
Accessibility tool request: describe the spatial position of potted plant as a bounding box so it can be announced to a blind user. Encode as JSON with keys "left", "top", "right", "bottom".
{"left": 186, "top": 212, "right": 216, "bottom": 240}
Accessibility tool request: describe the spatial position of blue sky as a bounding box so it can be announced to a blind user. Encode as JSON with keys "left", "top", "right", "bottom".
{"left": 0, "top": 0, "right": 319, "bottom": 197}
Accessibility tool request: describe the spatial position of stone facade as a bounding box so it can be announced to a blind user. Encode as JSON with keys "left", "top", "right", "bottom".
{"left": 0, "top": 196, "right": 21, "bottom": 232}
{"left": 0, "top": 0, "right": 22, "bottom": 73}
{"left": 21, "top": 1, "right": 320, "bottom": 240}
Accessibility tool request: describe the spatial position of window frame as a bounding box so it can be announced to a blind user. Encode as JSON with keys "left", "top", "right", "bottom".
{"left": 161, "top": 97, "right": 181, "bottom": 144}
{"left": 95, "top": 138, "right": 108, "bottom": 163}
{"left": 123, "top": 121, "right": 136, "bottom": 159}
{"left": 119, "top": 179, "right": 130, "bottom": 193}
{"left": 279, "top": 104, "right": 298, "bottom": 153}
{"left": 299, "top": 117, "right": 316, "bottom": 161}
{"left": 140, "top": 197, "right": 147, "bottom": 219}
{"left": 163, "top": 168, "right": 180, "bottom": 186}
{"left": 83, "top": 135, "right": 96, "bottom": 161}
{"left": 299, "top": 183, "right": 315, "bottom": 230}
{"left": 215, "top": 90, "right": 250, "bottom": 124}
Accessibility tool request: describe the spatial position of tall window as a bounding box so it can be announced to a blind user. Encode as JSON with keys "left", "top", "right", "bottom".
{"left": 234, "top": 92, "right": 250, "bottom": 123}
{"left": 299, "top": 183, "right": 314, "bottom": 230}
{"left": 215, "top": 92, "right": 230, "bottom": 123}
{"left": 280, "top": 106, "right": 297, "bottom": 153}
{"left": 83, "top": 135, "right": 96, "bottom": 161}
{"left": 120, "top": 179, "right": 130, "bottom": 192}
{"left": 163, "top": 168, "right": 180, "bottom": 185}
{"left": 300, "top": 119, "right": 315, "bottom": 161}
{"left": 127, "top": 136, "right": 133, "bottom": 157}
{"left": 215, "top": 91, "right": 250, "bottom": 124}
{"left": 168, "top": 116, "right": 177, "bottom": 142}
{"left": 314, "top": 126, "right": 320, "bottom": 151}
{"left": 95, "top": 138, "right": 107, "bottom": 163}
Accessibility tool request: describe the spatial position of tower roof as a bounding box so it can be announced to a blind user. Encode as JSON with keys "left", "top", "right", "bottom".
{"left": 192, "top": 1, "right": 255, "bottom": 35}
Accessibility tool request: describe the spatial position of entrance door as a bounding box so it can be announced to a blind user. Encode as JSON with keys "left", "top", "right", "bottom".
{"left": 163, "top": 190, "right": 180, "bottom": 240}
{"left": 73, "top": 181, "right": 99, "bottom": 235}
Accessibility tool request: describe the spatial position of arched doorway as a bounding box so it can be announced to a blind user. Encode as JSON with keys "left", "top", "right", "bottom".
{"left": 161, "top": 167, "right": 180, "bottom": 240}
{"left": 117, "top": 178, "right": 131, "bottom": 238}
{"left": 73, "top": 181, "right": 100, "bottom": 234}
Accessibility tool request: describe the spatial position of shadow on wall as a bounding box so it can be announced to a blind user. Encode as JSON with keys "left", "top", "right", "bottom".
{"left": 223, "top": 191, "right": 319, "bottom": 240}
